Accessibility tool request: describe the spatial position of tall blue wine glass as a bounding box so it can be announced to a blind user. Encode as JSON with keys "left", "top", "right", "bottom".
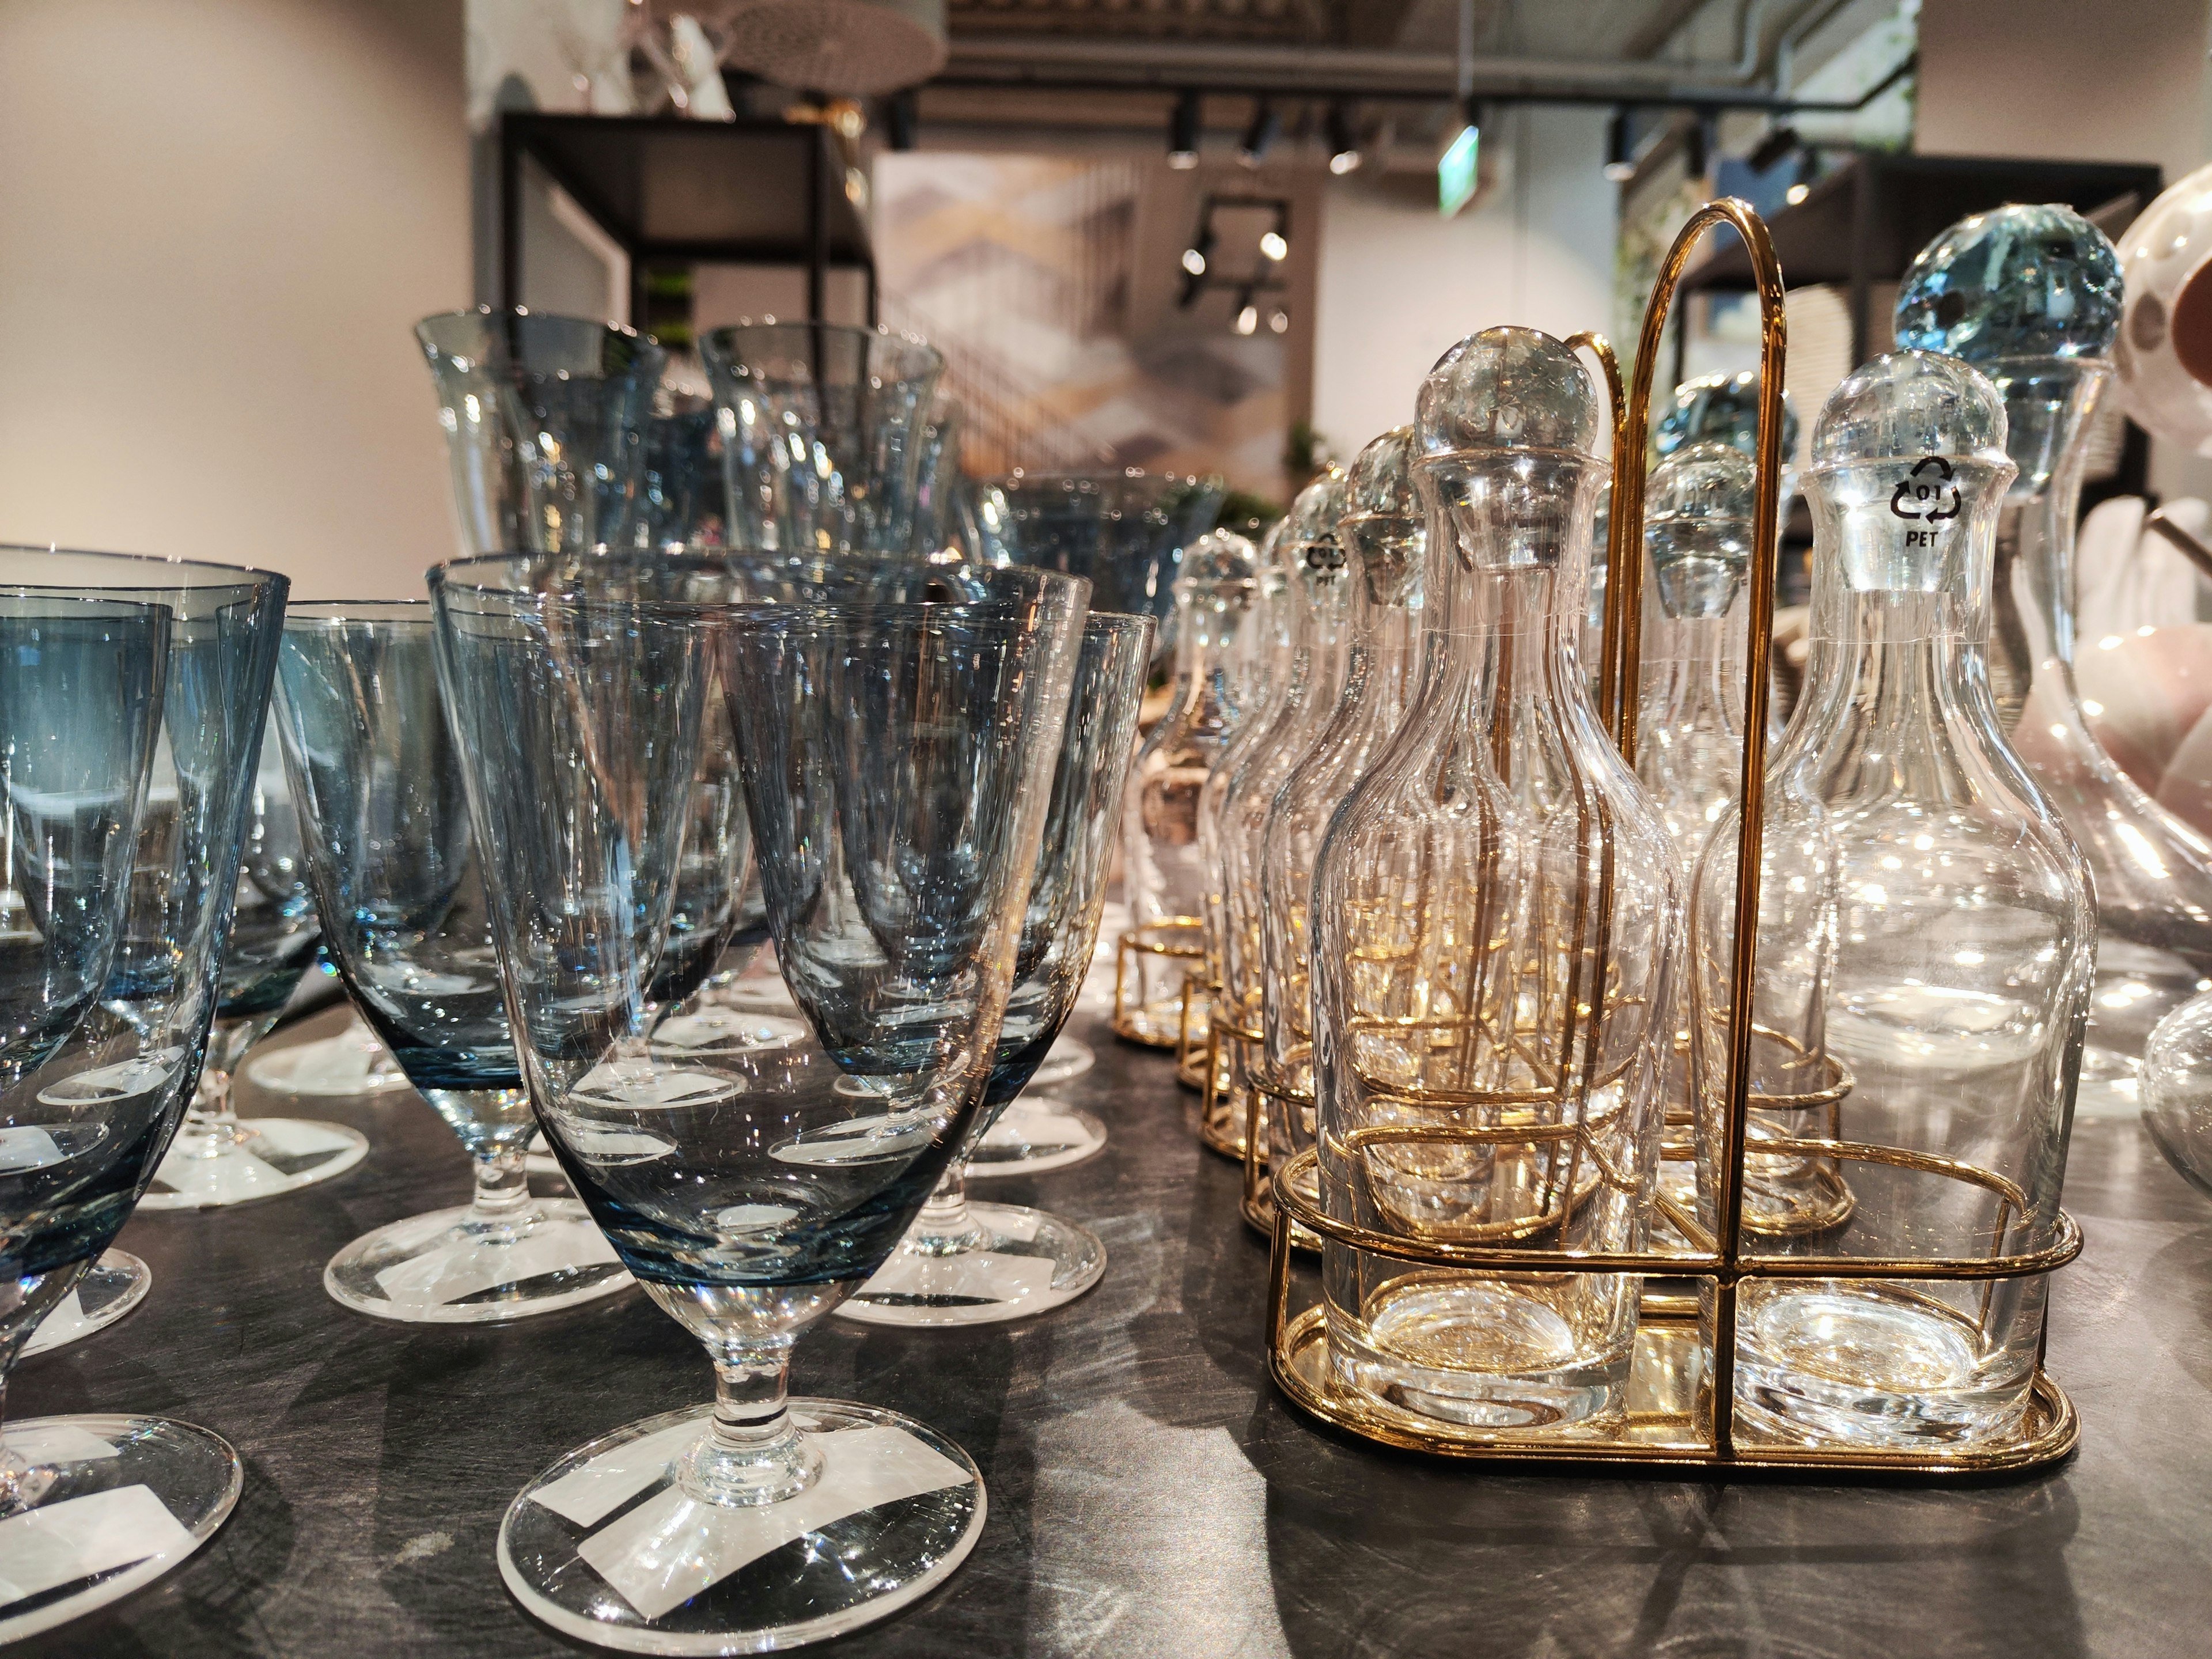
{"left": 432, "top": 554, "right": 1080, "bottom": 1653}
{"left": 839, "top": 608, "right": 1153, "bottom": 1321}
{"left": 0, "top": 546, "right": 285, "bottom": 1642}
{"left": 137, "top": 723, "right": 368, "bottom": 1209}
{"left": 274, "top": 601, "right": 632, "bottom": 1322}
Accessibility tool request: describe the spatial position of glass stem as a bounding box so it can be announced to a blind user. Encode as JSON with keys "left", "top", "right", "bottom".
{"left": 912, "top": 1162, "right": 982, "bottom": 1253}
{"left": 675, "top": 1340, "right": 823, "bottom": 1507}
{"left": 469, "top": 1147, "right": 532, "bottom": 1221}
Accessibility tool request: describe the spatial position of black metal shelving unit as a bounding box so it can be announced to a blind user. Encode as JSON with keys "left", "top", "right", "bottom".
{"left": 498, "top": 113, "right": 876, "bottom": 329}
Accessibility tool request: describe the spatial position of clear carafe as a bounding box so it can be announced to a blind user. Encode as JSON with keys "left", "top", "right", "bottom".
{"left": 1635, "top": 442, "right": 1756, "bottom": 1233}
{"left": 1893, "top": 204, "right": 2209, "bottom": 1092}
{"left": 1693, "top": 351, "right": 2093, "bottom": 1449}
{"left": 1202, "top": 468, "right": 1352, "bottom": 1157}
{"left": 1258, "top": 429, "right": 1425, "bottom": 1227}
{"left": 1199, "top": 520, "right": 1294, "bottom": 1013}
{"left": 1118, "top": 529, "right": 1256, "bottom": 1048}
{"left": 1313, "top": 329, "right": 1679, "bottom": 1437}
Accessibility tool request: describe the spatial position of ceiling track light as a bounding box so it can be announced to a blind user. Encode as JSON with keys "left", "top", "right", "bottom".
{"left": 1603, "top": 108, "right": 1636, "bottom": 183}
{"left": 1168, "top": 89, "right": 1200, "bottom": 170}
{"left": 1325, "top": 100, "right": 1361, "bottom": 175}
{"left": 1748, "top": 122, "right": 1801, "bottom": 176}
{"left": 1685, "top": 107, "right": 1715, "bottom": 182}
{"left": 885, "top": 89, "right": 918, "bottom": 153}
{"left": 1238, "top": 99, "right": 1279, "bottom": 169}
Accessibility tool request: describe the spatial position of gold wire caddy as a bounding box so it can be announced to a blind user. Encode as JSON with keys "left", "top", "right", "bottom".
{"left": 1261, "top": 198, "right": 2086, "bottom": 1478}
{"left": 1111, "top": 917, "right": 1206, "bottom": 1051}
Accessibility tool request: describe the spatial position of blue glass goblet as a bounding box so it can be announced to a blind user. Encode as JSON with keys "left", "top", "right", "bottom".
{"left": 0, "top": 547, "right": 286, "bottom": 1642}
{"left": 137, "top": 724, "right": 369, "bottom": 1209}
{"left": 433, "top": 554, "right": 1080, "bottom": 1653}
{"left": 840, "top": 608, "right": 1153, "bottom": 1320}
{"left": 418, "top": 308, "right": 668, "bottom": 558}
{"left": 274, "top": 602, "right": 633, "bottom": 1323}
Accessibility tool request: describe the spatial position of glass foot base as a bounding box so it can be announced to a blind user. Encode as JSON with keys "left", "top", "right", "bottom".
{"left": 22, "top": 1252, "right": 151, "bottom": 1358}
{"left": 138, "top": 1116, "right": 370, "bottom": 1210}
{"left": 245, "top": 1022, "right": 414, "bottom": 1097}
{"left": 964, "top": 1097, "right": 1107, "bottom": 1177}
{"left": 1023, "top": 1037, "right": 1095, "bottom": 1090}
{"left": 324, "top": 1198, "right": 631, "bottom": 1324}
{"left": 1733, "top": 1281, "right": 2025, "bottom": 1448}
{"left": 499, "top": 1398, "right": 984, "bottom": 1654}
{"left": 836, "top": 1202, "right": 1105, "bottom": 1328}
{"left": 0, "top": 1414, "right": 241, "bottom": 1643}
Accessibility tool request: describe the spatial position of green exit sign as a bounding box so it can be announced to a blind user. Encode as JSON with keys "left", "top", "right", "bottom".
{"left": 1438, "top": 123, "right": 1479, "bottom": 217}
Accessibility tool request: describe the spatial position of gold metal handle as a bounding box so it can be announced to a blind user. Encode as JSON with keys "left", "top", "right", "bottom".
{"left": 1609, "top": 198, "right": 1789, "bottom": 1460}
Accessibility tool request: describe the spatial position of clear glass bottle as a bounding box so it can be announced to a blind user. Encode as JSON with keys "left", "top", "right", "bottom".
{"left": 1199, "top": 518, "right": 1296, "bottom": 1015}
{"left": 1258, "top": 428, "right": 1425, "bottom": 1221}
{"left": 1692, "top": 351, "right": 2093, "bottom": 1448}
{"left": 1634, "top": 441, "right": 1756, "bottom": 1230}
{"left": 1312, "top": 329, "right": 1679, "bottom": 1437}
{"left": 1201, "top": 468, "right": 1352, "bottom": 1156}
{"left": 1893, "top": 203, "right": 2212, "bottom": 1089}
{"left": 1119, "top": 529, "right": 1257, "bottom": 1048}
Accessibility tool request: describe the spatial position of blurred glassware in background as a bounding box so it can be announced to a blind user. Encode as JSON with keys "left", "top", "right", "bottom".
{"left": 978, "top": 465, "right": 1223, "bottom": 1092}
{"left": 139, "top": 724, "right": 366, "bottom": 1210}
{"left": 1310, "top": 330, "right": 1677, "bottom": 1440}
{"left": 971, "top": 469, "right": 1226, "bottom": 665}
{"left": 434, "top": 554, "right": 1077, "bottom": 1652}
{"left": 276, "top": 601, "right": 632, "bottom": 1323}
{"left": 843, "top": 607, "right": 1151, "bottom": 1319}
{"left": 1200, "top": 466, "right": 1351, "bottom": 1162}
{"left": 641, "top": 349, "right": 726, "bottom": 554}
{"left": 1116, "top": 529, "right": 1257, "bottom": 1052}
{"left": 1896, "top": 203, "right": 2212, "bottom": 1099}
{"left": 1691, "top": 352, "right": 2090, "bottom": 1448}
{"left": 416, "top": 308, "right": 666, "bottom": 557}
{"left": 0, "top": 548, "right": 287, "bottom": 1641}
{"left": 699, "top": 320, "right": 943, "bottom": 558}
{"left": 1256, "top": 427, "right": 1424, "bottom": 1240}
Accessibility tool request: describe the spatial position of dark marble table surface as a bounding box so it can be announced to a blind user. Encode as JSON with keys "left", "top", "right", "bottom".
{"left": 16, "top": 1005, "right": 2212, "bottom": 1658}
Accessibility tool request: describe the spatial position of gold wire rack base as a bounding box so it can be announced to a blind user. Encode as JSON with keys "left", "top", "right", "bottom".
{"left": 1111, "top": 922, "right": 1206, "bottom": 1054}
{"left": 1270, "top": 1302, "right": 2078, "bottom": 1477}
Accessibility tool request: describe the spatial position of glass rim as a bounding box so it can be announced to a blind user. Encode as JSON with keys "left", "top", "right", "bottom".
{"left": 429, "top": 552, "right": 1088, "bottom": 613}
{"left": 285, "top": 599, "right": 432, "bottom": 624}
{"left": 0, "top": 543, "right": 287, "bottom": 592}
{"left": 698, "top": 318, "right": 942, "bottom": 384}
{"left": 415, "top": 305, "right": 651, "bottom": 344}
{"left": 991, "top": 467, "right": 1224, "bottom": 490}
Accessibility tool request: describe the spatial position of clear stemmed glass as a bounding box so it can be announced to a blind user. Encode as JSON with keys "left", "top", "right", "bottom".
{"left": 138, "top": 726, "right": 368, "bottom": 1209}
{"left": 274, "top": 601, "right": 634, "bottom": 1323}
{"left": 699, "top": 320, "right": 944, "bottom": 559}
{"left": 976, "top": 467, "right": 1225, "bottom": 1109}
{"left": 0, "top": 548, "right": 287, "bottom": 1642}
{"left": 840, "top": 608, "right": 1153, "bottom": 1317}
{"left": 416, "top": 308, "right": 668, "bottom": 558}
{"left": 433, "top": 554, "right": 1081, "bottom": 1652}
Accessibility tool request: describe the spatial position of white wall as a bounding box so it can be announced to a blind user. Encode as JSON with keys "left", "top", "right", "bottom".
{"left": 0, "top": 0, "right": 470, "bottom": 599}
{"left": 1311, "top": 105, "right": 1617, "bottom": 457}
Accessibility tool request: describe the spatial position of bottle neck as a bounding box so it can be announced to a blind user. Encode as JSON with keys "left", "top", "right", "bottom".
{"left": 1167, "top": 585, "right": 1249, "bottom": 738}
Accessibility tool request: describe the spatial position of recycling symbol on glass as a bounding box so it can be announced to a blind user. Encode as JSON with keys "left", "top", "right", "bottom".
{"left": 1890, "top": 455, "right": 1963, "bottom": 522}
{"left": 1303, "top": 537, "right": 1348, "bottom": 571}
